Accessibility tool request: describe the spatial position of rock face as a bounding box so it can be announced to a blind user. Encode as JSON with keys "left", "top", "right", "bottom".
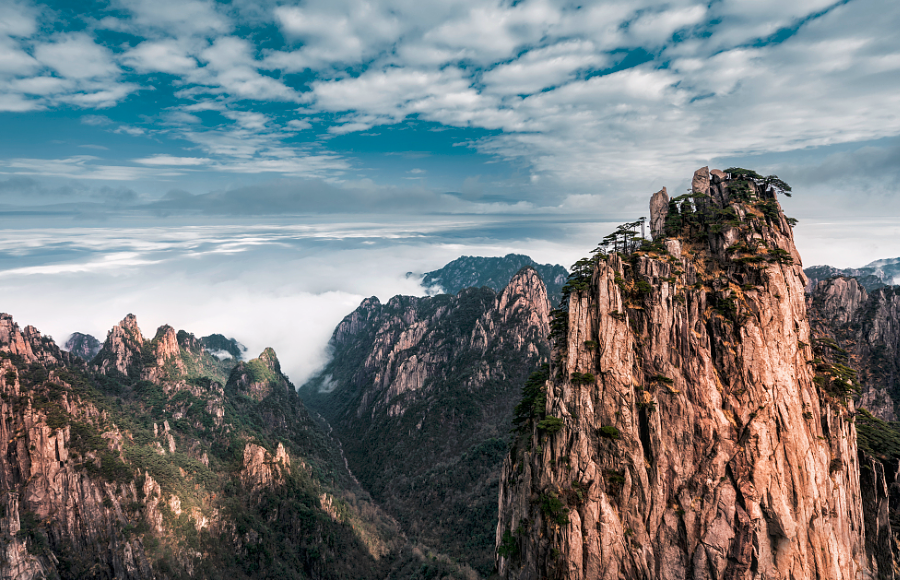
{"left": 300, "top": 266, "right": 552, "bottom": 575}
{"left": 94, "top": 313, "right": 145, "bottom": 376}
{"left": 226, "top": 347, "right": 290, "bottom": 401}
{"left": 63, "top": 332, "right": 101, "bottom": 361}
{"left": 808, "top": 277, "right": 900, "bottom": 421}
{"left": 691, "top": 166, "right": 710, "bottom": 196}
{"left": 807, "top": 275, "right": 900, "bottom": 575}
{"left": 419, "top": 253, "right": 569, "bottom": 305}
{"left": 0, "top": 312, "right": 401, "bottom": 579}
{"left": 648, "top": 187, "right": 668, "bottom": 239}
{"left": 497, "top": 169, "right": 867, "bottom": 580}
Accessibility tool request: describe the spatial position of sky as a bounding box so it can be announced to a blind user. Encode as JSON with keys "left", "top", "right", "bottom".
{"left": 1, "top": 0, "right": 899, "bottom": 384}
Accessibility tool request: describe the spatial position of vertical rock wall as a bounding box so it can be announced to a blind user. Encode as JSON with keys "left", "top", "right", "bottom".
{"left": 497, "top": 169, "right": 868, "bottom": 580}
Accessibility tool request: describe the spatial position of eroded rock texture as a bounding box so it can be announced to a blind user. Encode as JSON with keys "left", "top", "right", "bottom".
{"left": 808, "top": 277, "right": 900, "bottom": 421}
{"left": 497, "top": 169, "right": 867, "bottom": 580}
{"left": 0, "top": 312, "right": 400, "bottom": 579}
{"left": 300, "top": 266, "right": 552, "bottom": 575}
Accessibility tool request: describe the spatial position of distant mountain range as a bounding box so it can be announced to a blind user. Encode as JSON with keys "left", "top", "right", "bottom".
{"left": 63, "top": 330, "right": 246, "bottom": 362}
{"left": 805, "top": 256, "right": 900, "bottom": 291}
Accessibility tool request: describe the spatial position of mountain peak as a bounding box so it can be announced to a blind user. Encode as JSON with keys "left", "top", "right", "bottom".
{"left": 227, "top": 347, "right": 291, "bottom": 401}
{"left": 420, "top": 253, "right": 568, "bottom": 305}
{"left": 64, "top": 332, "right": 101, "bottom": 361}
{"left": 95, "top": 313, "right": 146, "bottom": 377}
{"left": 497, "top": 167, "right": 866, "bottom": 579}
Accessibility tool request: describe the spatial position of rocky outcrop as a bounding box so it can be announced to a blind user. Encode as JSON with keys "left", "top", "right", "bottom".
{"left": 63, "top": 332, "right": 101, "bottom": 361}
{"left": 691, "top": 166, "right": 710, "bottom": 196}
{"left": 497, "top": 169, "right": 867, "bottom": 580}
{"left": 93, "top": 314, "right": 145, "bottom": 377}
{"left": 0, "top": 314, "right": 73, "bottom": 367}
{"left": 0, "top": 317, "right": 155, "bottom": 579}
{"left": 241, "top": 443, "right": 291, "bottom": 492}
{"left": 300, "top": 266, "right": 552, "bottom": 575}
{"left": 859, "top": 453, "right": 898, "bottom": 578}
{"left": 648, "top": 187, "right": 668, "bottom": 239}
{"left": 226, "top": 347, "right": 291, "bottom": 401}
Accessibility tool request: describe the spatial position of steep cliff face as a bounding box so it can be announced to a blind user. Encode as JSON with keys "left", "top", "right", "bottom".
{"left": 300, "top": 267, "right": 551, "bottom": 575}
{"left": 497, "top": 168, "right": 867, "bottom": 580}
{"left": 807, "top": 275, "right": 900, "bottom": 576}
{"left": 809, "top": 277, "right": 900, "bottom": 421}
{"left": 0, "top": 313, "right": 400, "bottom": 579}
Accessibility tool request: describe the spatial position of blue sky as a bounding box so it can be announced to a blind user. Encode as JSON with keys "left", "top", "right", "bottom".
{"left": 1, "top": 0, "right": 899, "bottom": 382}
{"left": 1, "top": 0, "right": 898, "bottom": 217}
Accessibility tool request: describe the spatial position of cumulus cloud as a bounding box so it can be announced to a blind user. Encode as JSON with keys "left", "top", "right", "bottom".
{"left": 0, "top": 0, "right": 897, "bottom": 218}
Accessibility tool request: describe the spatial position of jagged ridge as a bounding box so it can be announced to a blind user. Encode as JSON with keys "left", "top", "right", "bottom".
{"left": 300, "top": 266, "right": 552, "bottom": 576}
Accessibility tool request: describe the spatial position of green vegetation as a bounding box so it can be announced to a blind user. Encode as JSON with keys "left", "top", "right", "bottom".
{"left": 497, "top": 528, "right": 520, "bottom": 558}
{"left": 0, "top": 324, "right": 405, "bottom": 580}
{"left": 857, "top": 408, "right": 900, "bottom": 462}
{"left": 598, "top": 426, "right": 621, "bottom": 440}
{"left": 570, "top": 371, "right": 595, "bottom": 385}
{"left": 537, "top": 416, "right": 565, "bottom": 434}
{"left": 513, "top": 365, "right": 550, "bottom": 432}
{"left": 811, "top": 336, "right": 860, "bottom": 399}
{"left": 539, "top": 492, "right": 569, "bottom": 525}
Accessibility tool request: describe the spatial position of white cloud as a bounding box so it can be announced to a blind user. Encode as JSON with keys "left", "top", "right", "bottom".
{"left": 4, "top": 156, "right": 181, "bottom": 180}
{"left": 0, "top": 37, "right": 39, "bottom": 75}
{"left": 286, "top": 119, "right": 312, "bottom": 131}
{"left": 0, "top": 1, "right": 37, "bottom": 37}
{"left": 123, "top": 39, "right": 199, "bottom": 75}
{"left": 34, "top": 34, "right": 120, "bottom": 80}
{"left": 0, "top": 92, "right": 38, "bottom": 112}
{"left": 481, "top": 40, "right": 606, "bottom": 95}
{"left": 199, "top": 37, "right": 297, "bottom": 101}
{"left": 135, "top": 155, "right": 211, "bottom": 166}
{"left": 113, "top": 0, "right": 231, "bottom": 36}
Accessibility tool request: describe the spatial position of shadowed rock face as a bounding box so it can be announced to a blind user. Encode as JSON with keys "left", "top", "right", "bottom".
{"left": 64, "top": 332, "right": 101, "bottom": 361}
{"left": 300, "top": 266, "right": 552, "bottom": 575}
{"left": 497, "top": 169, "right": 867, "bottom": 580}
{"left": 808, "top": 276, "right": 900, "bottom": 422}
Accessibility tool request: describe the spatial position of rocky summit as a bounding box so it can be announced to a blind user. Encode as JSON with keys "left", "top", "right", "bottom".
{"left": 496, "top": 168, "right": 871, "bottom": 579}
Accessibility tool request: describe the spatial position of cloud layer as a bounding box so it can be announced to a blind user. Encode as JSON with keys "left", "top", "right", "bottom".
{"left": 0, "top": 0, "right": 897, "bottom": 206}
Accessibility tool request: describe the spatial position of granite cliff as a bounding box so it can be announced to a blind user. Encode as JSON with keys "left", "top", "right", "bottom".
{"left": 497, "top": 168, "right": 870, "bottom": 579}
{"left": 808, "top": 276, "right": 900, "bottom": 421}
{"left": 300, "top": 266, "right": 552, "bottom": 576}
{"left": 807, "top": 274, "right": 900, "bottom": 575}
{"left": 0, "top": 312, "right": 400, "bottom": 579}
